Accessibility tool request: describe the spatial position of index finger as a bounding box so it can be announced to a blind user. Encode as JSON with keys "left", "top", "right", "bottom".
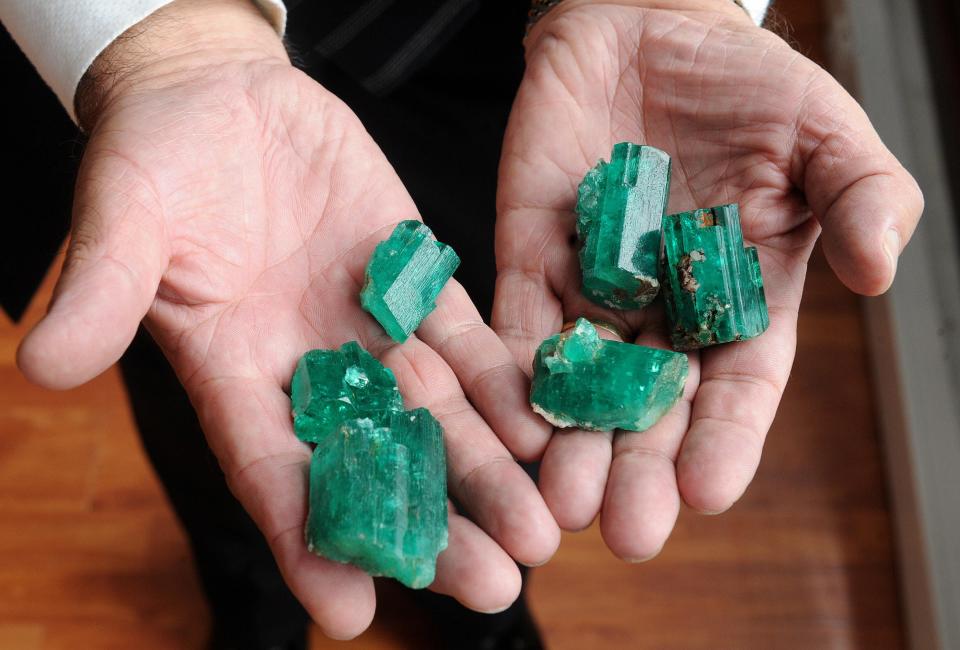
{"left": 418, "top": 279, "right": 553, "bottom": 462}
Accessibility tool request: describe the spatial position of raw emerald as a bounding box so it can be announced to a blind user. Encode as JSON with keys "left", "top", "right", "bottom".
{"left": 361, "top": 220, "right": 460, "bottom": 342}
{"left": 660, "top": 203, "right": 769, "bottom": 350}
{"left": 290, "top": 341, "right": 402, "bottom": 444}
{"left": 576, "top": 142, "right": 671, "bottom": 310}
{"left": 529, "top": 319, "right": 688, "bottom": 432}
{"left": 306, "top": 409, "right": 448, "bottom": 589}
{"left": 291, "top": 342, "right": 448, "bottom": 588}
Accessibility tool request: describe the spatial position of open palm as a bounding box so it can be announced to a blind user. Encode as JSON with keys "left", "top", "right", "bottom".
{"left": 18, "top": 56, "right": 559, "bottom": 637}
{"left": 493, "top": 2, "right": 922, "bottom": 560}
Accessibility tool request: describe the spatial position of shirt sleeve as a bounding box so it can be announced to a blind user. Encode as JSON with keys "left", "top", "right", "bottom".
{"left": 740, "top": 0, "right": 771, "bottom": 25}
{"left": 0, "top": 0, "right": 286, "bottom": 123}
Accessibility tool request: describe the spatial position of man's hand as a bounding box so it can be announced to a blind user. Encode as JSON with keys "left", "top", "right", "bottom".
{"left": 17, "top": 0, "right": 559, "bottom": 638}
{"left": 493, "top": 0, "right": 922, "bottom": 560}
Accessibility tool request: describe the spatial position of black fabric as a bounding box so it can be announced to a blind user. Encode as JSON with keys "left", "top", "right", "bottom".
{"left": 287, "top": 0, "right": 490, "bottom": 96}
{"left": 291, "top": 0, "right": 529, "bottom": 317}
{"left": 0, "top": 26, "right": 78, "bottom": 322}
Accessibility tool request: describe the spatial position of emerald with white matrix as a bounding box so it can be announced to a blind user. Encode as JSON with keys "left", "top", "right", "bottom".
{"left": 529, "top": 319, "right": 688, "bottom": 432}
{"left": 660, "top": 204, "right": 769, "bottom": 350}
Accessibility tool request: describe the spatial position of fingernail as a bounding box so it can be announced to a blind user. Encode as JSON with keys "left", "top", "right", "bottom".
{"left": 478, "top": 603, "right": 513, "bottom": 615}
{"left": 883, "top": 229, "right": 901, "bottom": 285}
{"left": 623, "top": 545, "right": 665, "bottom": 564}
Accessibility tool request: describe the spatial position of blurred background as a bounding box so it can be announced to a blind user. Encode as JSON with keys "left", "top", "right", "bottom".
{"left": 1, "top": 0, "right": 957, "bottom": 648}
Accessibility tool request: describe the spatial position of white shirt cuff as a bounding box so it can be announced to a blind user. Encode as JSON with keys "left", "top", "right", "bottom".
{"left": 740, "top": 0, "right": 771, "bottom": 25}
{"left": 0, "top": 0, "right": 286, "bottom": 123}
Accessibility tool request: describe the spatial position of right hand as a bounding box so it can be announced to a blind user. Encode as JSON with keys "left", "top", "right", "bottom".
{"left": 493, "top": 0, "right": 922, "bottom": 562}
{"left": 17, "top": 0, "right": 559, "bottom": 638}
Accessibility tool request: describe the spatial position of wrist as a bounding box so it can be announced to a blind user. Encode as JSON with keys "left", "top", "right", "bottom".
{"left": 526, "top": 0, "right": 754, "bottom": 45}
{"left": 76, "top": 0, "right": 288, "bottom": 131}
{"left": 553, "top": 0, "right": 751, "bottom": 18}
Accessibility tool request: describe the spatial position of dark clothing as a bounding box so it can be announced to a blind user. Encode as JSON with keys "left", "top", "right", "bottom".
{"left": 5, "top": 2, "right": 538, "bottom": 649}
{"left": 0, "top": 28, "right": 77, "bottom": 320}
{"left": 294, "top": 0, "right": 529, "bottom": 318}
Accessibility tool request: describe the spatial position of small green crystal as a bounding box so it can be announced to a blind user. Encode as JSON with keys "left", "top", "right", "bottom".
{"left": 306, "top": 410, "right": 448, "bottom": 589}
{"left": 291, "top": 341, "right": 403, "bottom": 444}
{"left": 361, "top": 220, "right": 460, "bottom": 342}
{"left": 660, "top": 204, "right": 769, "bottom": 350}
{"left": 529, "top": 319, "right": 688, "bottom": 432}
{"left": 576, "top": 143, "right": 671, "bottom": 310}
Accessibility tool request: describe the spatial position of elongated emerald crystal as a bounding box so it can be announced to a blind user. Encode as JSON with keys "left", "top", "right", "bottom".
{"left": 576, "top": 143, "right": 671, "bottom": 310}
{"left": 291, "top": 343, "right": 448, "bottom": 588}
{"left": 660, "top": 204, "right": 769, "bottom": 350}
{"left": 529, "top": 319, "right": 688, "bottom": 432}
{"left": 306, "top": 410, "right": 448, "bottom": 589}
{"left": 291, "top": 342, "right": 403, "bottom": 444}
{"left": 361, "top": 220, "right": 460, "bottom": 342}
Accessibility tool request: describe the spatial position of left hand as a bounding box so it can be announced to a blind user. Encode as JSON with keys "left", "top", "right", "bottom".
{"left": 16, "top": 0, "right": 559, "bottom": 636}
{"left": 493, "top": 0, "right": 923, "bottom": 560}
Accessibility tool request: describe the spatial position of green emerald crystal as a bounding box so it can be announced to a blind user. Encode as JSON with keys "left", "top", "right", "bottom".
{"left": 291, "top": 341, "right": 403, "bottom": 444}
{"left": 660, "top": 204, "right": 769, "bottom": 350}
{"left": 291, "top": 343, "right": 448, "bottom": 587}
{"left": 306, "top": 409, "right": 448, "bottom": 589}
{"left": 576, "top": 143, "right": 671, "bottom": 310}
{"left": 361, "top": 220, "right": 460, "bottom": 342}
{"left": 529, "top": 319, "right": 688, "bottom": 432}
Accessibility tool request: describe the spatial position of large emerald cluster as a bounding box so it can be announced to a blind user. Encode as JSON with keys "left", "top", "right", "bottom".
{"left": 529, "top": 143, "right": 770, "bottom": 432}
{"left": 572, "top": 141, "right": 769, "bottom": 351}
{"left": 291, "top": 342, "right": 447, "bottom": 589}
{"left": 289, "top": 144, "right": 771, "bottom": 583}
{"left": 289, "top": 219, "right": 460, "bottom": 589}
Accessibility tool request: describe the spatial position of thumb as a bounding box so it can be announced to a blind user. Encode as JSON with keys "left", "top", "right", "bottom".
{"left": 17, "top": 152, "right": 167, "bottom": 389}
{"left": 797, "top": 78, "right": 924, "bottom": 296}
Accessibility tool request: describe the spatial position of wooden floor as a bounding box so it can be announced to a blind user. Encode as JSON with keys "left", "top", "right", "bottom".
{"left": 0, "top": 3, "right": 904, "bottom": 648}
